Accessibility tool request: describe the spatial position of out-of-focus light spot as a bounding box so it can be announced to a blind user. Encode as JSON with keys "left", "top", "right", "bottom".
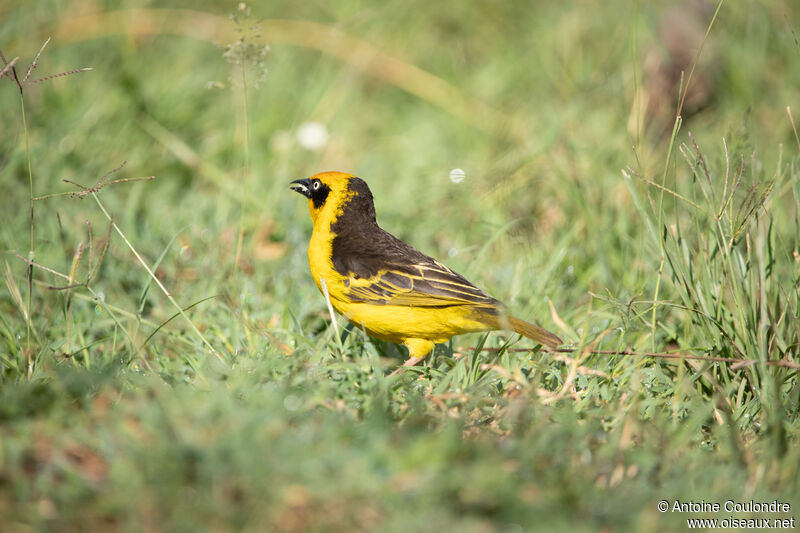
{"left": 449, "top": 168, "right": 465, "bottom": 183}
{"left": 448, "top": 248, "right": 458, "bottom": 258}
{"left": 180, "top": 245, "right": 191, "bottom": 259}
{"left": 297, "top": 122, "right": 329, "bottom": 151}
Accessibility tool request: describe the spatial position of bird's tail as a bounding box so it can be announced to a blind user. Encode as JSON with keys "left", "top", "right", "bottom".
{"left": 472, "top": 309, "right": 562, "bottom": 351}
{"left": 507, "top": 316, "right": 562, "bottom": 351}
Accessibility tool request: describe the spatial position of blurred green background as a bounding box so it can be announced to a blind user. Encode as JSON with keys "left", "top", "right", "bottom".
{"left": 1, "top": 1, "right": 799, "bottom": 531}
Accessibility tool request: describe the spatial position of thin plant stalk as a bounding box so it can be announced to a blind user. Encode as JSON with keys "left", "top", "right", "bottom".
{"left": 234, "top": 63, "right": 251, "bottom": 272}
{"left": 17, "top": 255, "right": 140, "bottom": 362}
{"left": 19, "top": 89, "right": 35, "bottom": 377}
{"left": 89, "top": 192, "right": 222, "bottom": 360}
{"left": 649, "top": 0, "right": 723, "bottom": 352}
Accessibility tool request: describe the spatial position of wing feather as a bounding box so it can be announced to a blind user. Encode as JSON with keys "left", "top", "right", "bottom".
{"left": 329, "top": 209, "right": 499, "bottom": 308}
{"left": 344, "top": 258, "right": 498, "bottom": 308}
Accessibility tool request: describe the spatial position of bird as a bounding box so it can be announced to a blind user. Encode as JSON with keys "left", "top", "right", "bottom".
{"left": 290, "top": 171, "right": 562, "bottom": 370}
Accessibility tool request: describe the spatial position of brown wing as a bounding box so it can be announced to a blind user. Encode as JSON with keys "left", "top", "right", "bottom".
{"left": 344, "top": 258, "right": 499, "bottom": 307}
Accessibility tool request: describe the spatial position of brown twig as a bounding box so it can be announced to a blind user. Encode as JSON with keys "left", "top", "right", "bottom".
{"left": 36, "top": 175, "right": 156, "bottom": 201}
{"left": 66, "top": 175, "right": 156, "bottom": 198}
{"left": 15, "top": 254, "right": 71, "bottom": 280}
{"left": 29, "top": 67, "right": 93, "bottom": 84}
{"left": 469, "top": 346, "right": 800, "bottom": 370}
{"left": 0, "top": 56, "right": 19, "bottom": 80}
{"left": 22, "top": 37, "right": 50, "bottom": 83}
{"left": 1, "top": 38, "right": 91, "bottom": 93}
{"left": 50, "top": 161, "right": 156, "bottom": 200}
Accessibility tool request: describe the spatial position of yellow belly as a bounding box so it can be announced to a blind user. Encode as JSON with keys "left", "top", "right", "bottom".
{"left": 330, "top": 297, "right": 492, "bottom": 344}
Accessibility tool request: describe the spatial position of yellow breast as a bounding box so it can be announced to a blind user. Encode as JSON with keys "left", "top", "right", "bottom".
{"left": 308, "top": 225, "right": 335, "bottom": 294}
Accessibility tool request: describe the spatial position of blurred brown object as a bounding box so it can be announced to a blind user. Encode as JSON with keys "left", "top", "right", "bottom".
{"left": 637, "top": 0, "right": 717, "bottom": 138}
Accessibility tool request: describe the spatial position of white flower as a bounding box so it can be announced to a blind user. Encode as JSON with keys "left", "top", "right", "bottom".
{"left": 449, "top": 168, "right": 465, "bottom": 183}
{"left": 297, "top": 122, "right": 329, "bottom": 151}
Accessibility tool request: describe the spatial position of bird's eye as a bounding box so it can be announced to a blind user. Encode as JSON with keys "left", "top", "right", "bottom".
{"left": 312, "top": 180, "right": 321, "bottom": 191}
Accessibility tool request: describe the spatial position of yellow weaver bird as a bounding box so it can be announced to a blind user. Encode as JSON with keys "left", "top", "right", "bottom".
{"left": 290, "top": 171, "right": 562, "bottom": 369}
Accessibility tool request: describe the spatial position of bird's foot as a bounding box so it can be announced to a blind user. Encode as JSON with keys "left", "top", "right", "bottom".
{"left": 388, "top": 356, "right": 425, "bottom": 377}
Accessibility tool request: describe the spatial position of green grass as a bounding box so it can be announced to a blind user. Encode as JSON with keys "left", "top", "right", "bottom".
{"left": 1, "top": 1, "right": 799, "bottom": 531}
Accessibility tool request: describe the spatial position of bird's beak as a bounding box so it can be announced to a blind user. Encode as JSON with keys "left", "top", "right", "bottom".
{"left": 290, "top": 178, "right": 312, "bottom": 198}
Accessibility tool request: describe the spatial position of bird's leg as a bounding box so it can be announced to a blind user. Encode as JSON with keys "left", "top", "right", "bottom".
{"left": 389, "top": 339, "right": 435, "bottom": 376}
{"left": 388, "top": 355, "right": 425, "bottom": 376}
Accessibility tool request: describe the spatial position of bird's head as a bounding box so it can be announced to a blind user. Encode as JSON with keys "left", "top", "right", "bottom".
{"left": 290, "top": 171, "right": 376, "bottom": 227}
